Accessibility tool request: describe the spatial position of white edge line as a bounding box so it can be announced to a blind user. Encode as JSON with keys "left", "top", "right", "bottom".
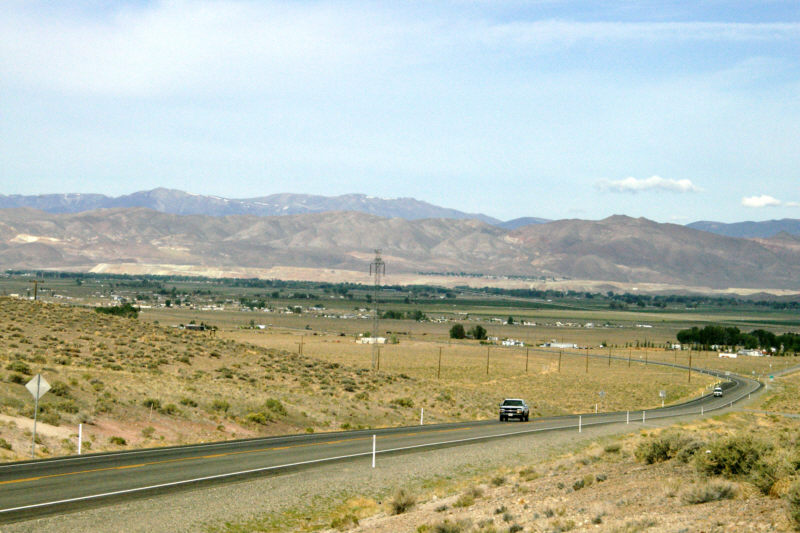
{"left": 1, "top": 381, "right": 760, "bottom": 515}
{"left": 0, "top": 422, "right": 585, "bottom": 515}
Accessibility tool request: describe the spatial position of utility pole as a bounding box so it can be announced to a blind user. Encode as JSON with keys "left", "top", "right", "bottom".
{"left": 486, "top": 346, "right": 490, "bottom": 375}
{"left": 628, "top": 348, "right": 631, "bottom": 367}
{"left": 525, "top": 348, "right": 529, "bottom": 373}
{"left": 369, "top": 250, "right": 385, "bottom": 371}
{"left": 28, "top": 279, "right": 43, "bottom": 301}
{"left": 608, "top": 347, "right": 611, "bottom": 367}
{"left": 298, "top": 336, "right": 304, "bottom": 356}
{"left": 688, "top": 350, "right": 692, "bottom": 383}
{"left": 585, "top": 347, "right": 589, "bottom": 373}
{"left": 558, "top": 350, "right": 562, "bottom": 372}
{"left": 437, "top": 347, "right": 442, "bottom": 379}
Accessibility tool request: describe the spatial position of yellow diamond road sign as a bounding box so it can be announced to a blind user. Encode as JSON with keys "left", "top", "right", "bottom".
{"left": 25, "top": 374, "right": 51, "bottom": 400}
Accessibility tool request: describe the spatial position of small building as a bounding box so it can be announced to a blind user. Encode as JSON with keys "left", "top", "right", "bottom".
{"left": 541, "top": 342, "right": 579, "bottom": 349}
{"left": 358, "top": 337, "right": 386, "bottom": 344}
{"left": 737, "top": 349, "right": 765, "bottom": 357}
{"left": 718, "top": 352, "right": 738, "bottom": 359}
{"left": 502, "top": 339, "right": 525, "bottom": 347}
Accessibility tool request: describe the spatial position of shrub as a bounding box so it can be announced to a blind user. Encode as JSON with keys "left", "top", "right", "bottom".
{"left": 603, "top": 443, "right": 622, "bottom": 454}
{"left": 57, "top": 400, "right": 79, "bottom": 414}
{"left": 108, "top": 436, "right": 127, "bottom": 445}
{"left": 433, "top": 519, "right": 471, "bottom": 533}
{"left": 264, "top": 398, "right": 287, "bottom": 416}
{"left": 519, "top": 466, "right": 539, "bottom": 481}
{"left": 211, "top": 399, "right": 230, "bottom": 412}
{"left": 180, "top": 397, "right": 198, "bottom": 407}
{"left": 50, "top": 381, "right": 71, "bottom": 397}
{"left": 246, "top": 412, "right": 271, "bottom": 425}
{"left": 390, "top": 488, "right": 416, "bottom": 515}
{"left": 695, "top": 435, "right": 769, "bottom": 478}
{"left": 390, "top": 397, "right": 414, "bottom": 408}
{"left": 635, "top": 432, "right": 693, "bottom": 464}
{"left": 6, "top": 361, "right": 31, "bottom": 374}
{"left": 160, "top": 403, "right": 179, "bottom": 415}
{"left": 681, "top": 480, "right": 737, "bottom": 504}
{"left": 8, "top": 373, "right": 26, "bottom": 384}
{"left": 330, "top": 513, "right": 358, "bottom": 530}
{"left": 787, "top": 481, "right": 800, "bottom": 528}
{"left": 94, "top": 303, "right": 139, "bottom": 318}
{"left": 0, "top": 438, "right": 11, "bottom": 450}
{"left": 142, "top": 398, "right": 161, "bottom": 410}
{"left": 453, "top": 493, "right": 475, "bottom": 508}
{"left": 491, "top": 475, "right": 506, "bottom": 486}
{"left": 676, "top": 439, "right": 704, "bottom": 463}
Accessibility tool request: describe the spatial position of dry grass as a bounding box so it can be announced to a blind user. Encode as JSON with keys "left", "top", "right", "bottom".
{"left": 0, "top": 295, "right": 770, "bottom": 464}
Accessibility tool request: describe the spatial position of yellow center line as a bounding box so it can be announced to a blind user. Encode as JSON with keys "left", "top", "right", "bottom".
{"left": 0, "top": 425, "right": 483, "bottom": 487}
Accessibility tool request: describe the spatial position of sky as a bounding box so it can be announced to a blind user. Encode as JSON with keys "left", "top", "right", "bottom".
{"left": 1, "top": 1, "right": 799, "bottom": 223}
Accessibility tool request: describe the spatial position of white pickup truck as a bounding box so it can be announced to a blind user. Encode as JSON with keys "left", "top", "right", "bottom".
{"left": 499, "top": 398, "right": 530, "bottom": 422}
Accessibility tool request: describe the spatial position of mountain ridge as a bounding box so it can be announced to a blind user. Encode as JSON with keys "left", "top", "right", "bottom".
{"left": 1, "top": 207, "right": 798, "bottom": 290}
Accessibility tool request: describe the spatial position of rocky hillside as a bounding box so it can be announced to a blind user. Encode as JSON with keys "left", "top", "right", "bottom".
{"left": 1, "top": 208, "right": 799, "bottom": 289}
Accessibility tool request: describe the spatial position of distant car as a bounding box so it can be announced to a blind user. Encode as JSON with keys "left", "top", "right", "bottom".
{"left": 499, "top": 398, "right": 529, "bottom": 422}
{"left": 713, "top": 386, "right": 724, "bottom": 397}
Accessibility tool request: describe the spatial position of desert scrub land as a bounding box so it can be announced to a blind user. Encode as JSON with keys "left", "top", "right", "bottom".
{"left": 312, "top": 412, "right": 800, "bottom": 532}
{"left": 757, "top": 370, "right": 800, "bottom": 414}
{"left": 1, "top": 297, "right": 712, "bottom": 462}
{"left": 0, "top": 298, "right": 488, "bottom": 460}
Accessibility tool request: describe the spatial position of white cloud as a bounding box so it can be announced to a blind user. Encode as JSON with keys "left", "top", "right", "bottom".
{"left": 596, "top": 176, "right": 702, "bottom": 193}
{"left": 741, "top": 195, "right": 788, "bottom": 208}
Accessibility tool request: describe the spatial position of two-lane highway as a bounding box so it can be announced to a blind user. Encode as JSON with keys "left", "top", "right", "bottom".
{"left": 0, "top": 359, "right": 762, "bottom": 523}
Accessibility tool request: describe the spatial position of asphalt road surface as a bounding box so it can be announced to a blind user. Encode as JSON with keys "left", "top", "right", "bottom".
{"left": 0, "top": 358, "right": 761, "bottom": 523}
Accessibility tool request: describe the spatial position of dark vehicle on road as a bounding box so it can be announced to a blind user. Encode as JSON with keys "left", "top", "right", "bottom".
{"left": 499, "top": 398, "right": 529, "bottom": 421}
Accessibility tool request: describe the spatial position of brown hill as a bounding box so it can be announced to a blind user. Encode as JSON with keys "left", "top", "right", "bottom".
{"left": 0, "top": 208, "right": 798, "bottom": 289}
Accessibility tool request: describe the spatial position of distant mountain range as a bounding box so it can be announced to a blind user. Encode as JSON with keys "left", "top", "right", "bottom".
{"left": 1, "top": 208, "right": 798, "bottom": 290}
{"left": 687, "top": 219, "right": 800, "bottom": 239}
{"left": 0, "top": 189, "right": 507, "bottom": 226}
{"left": 2, "top": 189, "right": 797, "bottom": 239}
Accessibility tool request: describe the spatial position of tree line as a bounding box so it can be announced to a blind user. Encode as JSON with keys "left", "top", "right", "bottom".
{"left": 676, "top": 325, "right": 800, "bottom": 354}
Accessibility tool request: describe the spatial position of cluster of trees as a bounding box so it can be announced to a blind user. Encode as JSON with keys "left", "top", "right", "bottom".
{"left": 449, "top": 323, "right": 487, "bottom": 340}
{"left": 381, "top": 309, "right": 427, "bottom": 321}
{"left": 676, "top": 325, "right": 800, "bottom": 354}
{"left": 94, "top": 303, "right": 139, "bottom": 318}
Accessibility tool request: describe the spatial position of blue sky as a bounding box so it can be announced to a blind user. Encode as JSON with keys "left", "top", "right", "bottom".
{"left": 1, "top": 1, "right": 799, "bottom": 223}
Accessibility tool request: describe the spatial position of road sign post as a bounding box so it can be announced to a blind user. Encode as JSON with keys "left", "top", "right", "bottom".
{"left": 26, "top": 374, "right": 51, "bottom": 459}
{"left": 659, "top": 390, "right": 666, "bottom": 408}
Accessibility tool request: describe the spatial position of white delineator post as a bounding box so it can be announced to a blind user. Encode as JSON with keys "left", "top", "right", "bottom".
{"left": 78, "top": 423, "right": 83, "bottom": 455}
{"left": 372, "top": 435, "right": 376, "bottom": 468}
{"left": 626, "top": 411, "right": 629, "bottom": 424}
{"left": 642, "top": 410, "right": 646, "bottom": 424}
{"left": 578, "top": 415, "right": 582, "bottom": 433}
{"left": 420, "top": 408, "right": 424, "bottom": 426}
{"left": 595, "top": 403, "right": 598, "bottom": 414}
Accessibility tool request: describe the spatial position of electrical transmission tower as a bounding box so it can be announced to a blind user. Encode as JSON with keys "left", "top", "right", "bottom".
{"left": 369, "top": 249, "right": 386, "bottom": 370}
